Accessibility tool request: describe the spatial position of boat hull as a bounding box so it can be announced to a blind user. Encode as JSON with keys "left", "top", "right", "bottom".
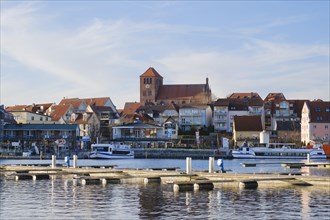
{"left": 232, "top": 147, "right": 326, "bottom": 159}
{"left": 89, "top": 152, "right": 134, "bottom": 159}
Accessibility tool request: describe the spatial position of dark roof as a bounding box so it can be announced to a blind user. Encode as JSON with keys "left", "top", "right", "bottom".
{"left": 157, "top": 84, "right": 208, "bottom": 100}
{"left": 4, "top": 124, "right": 79, "bottom": 130}
{"left": 264, "top": 93, "right": 286, "bottom": 102}
{"left": 276, "top": 121, "right": 301, "bottom": 131}
{"left": 307, "top": 101, "right": 330, "bottom": 123}
{"left": 114, "top": 121, "right": 162, "bottom": 128}
{"left": 214, "top": 98, "right": 230, "bottom": 106}
{"left": 234, "top": 115, "right": 263, "bottom": 131}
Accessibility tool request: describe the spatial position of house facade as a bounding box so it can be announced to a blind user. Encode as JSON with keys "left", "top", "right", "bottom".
{"left": 233, "top": 115, "right": 263, "bottom": 147}
{"left": 301, "top": 100, "right": 330, "bottom": 146}
{"left": 179, "top": 105, "right": 212, "bottom": 132}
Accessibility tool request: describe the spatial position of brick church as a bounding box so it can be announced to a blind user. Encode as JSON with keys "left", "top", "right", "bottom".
{"left": 140, "top": 67, "right": 212, "bottom": 105}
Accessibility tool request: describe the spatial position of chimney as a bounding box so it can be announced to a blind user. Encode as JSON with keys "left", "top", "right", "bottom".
{"left": 206, "top": 77, "right": 209, "bottom": 85}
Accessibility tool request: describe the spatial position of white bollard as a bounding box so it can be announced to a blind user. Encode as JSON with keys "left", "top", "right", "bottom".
{"left": 73, "top": 155, "right": 78, "bottom": 168}
{"left": 209, "top": 157, "right": 214, "bottom": 173}
{"left": 307, "top": 153, "right": 310, "bottom": 163}
{"left": 186, "top": 157, "right": 192, "bottom": 174}
{"left": 51, "top": 155, "right": 56, "bottom": 168}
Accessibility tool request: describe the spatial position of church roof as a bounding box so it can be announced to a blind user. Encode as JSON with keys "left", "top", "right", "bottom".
{"left": 157, "top": 84, "right": 208, "bottom": 100}
{"left": 140, "top": 67, "right": 163, "bottom": 78}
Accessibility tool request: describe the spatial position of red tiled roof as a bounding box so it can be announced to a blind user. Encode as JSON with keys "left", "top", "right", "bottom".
{"left": 140, "top": 67, "right": 163, "bottom": 78}
{"left": 234, "top": 115, "right": 263, "bottom": 131}
{"left": 264, "top": 93, "right": 286, "bottom": 102}
{"left": 59, "top": 98, "right": 84, "bottom": 109}
{"left": 228, "top": 92, "right": 261, "bottom": 100}
{"left": 6, "top": 105, "right": 29, "bottom": 111}
{"left": 82, "top": 97, "right": 109, "bottom": 106}
{"left": 157, "top": 84, "right": 207, "bottom": 100}
{"left": 50, "top": 105, "right": 72, "bottom": 121}
{"left": 122, "top": 102, "right": 142, "bottom": 115}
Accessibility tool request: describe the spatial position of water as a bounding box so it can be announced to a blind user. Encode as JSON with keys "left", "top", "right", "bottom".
{"left": 1, "top": 158, "right": 330, "bottom": 219}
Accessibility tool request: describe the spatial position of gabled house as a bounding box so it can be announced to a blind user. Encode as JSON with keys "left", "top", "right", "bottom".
{"left": 233, "top": 115, "right": 263, "bottom": 147}
{"left": 49, "top": 104, "right": 75, "bottom": 124}
{"left": 6, "top": 104, "right": 54, "bottom": 124}
{"left": 274, "top": 121, "right": 301, "bottom": 145}
{"left": 301, "top": 100, "right": 330, "bottom": 146}
{"left": 70, "top": 112, "right": 100, "bottom": 144}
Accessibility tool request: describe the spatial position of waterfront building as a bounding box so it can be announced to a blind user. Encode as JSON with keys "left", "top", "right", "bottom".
{"left": 179, "top": 104, "right": 212, "bottom": 132}
{"left": 112, "top": 121, "right": 167, "bottom": 148}
{"left": 232, "top": 115, "right": 263, "bottom": 147}
{"left": 213, "top": 93, "right": 264, "bottom": 133}
{"left": 139, "top": 67, "right": 212, "bottom": 105}
{"left": 274, "top": 120, "right": 301, "bottom": 146}
{"left": 301, "top": 100, "right": 330, "bottom": 146}
{"left": 1, "top": 123, "right": 79, "bottom": 156}
{"left": 264, "top": 93, "right": 307, "bottom": 131}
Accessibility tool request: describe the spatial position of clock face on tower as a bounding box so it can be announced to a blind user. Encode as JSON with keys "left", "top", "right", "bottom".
{"left": 145, "top": 84, "right": 150, "bottom": 89}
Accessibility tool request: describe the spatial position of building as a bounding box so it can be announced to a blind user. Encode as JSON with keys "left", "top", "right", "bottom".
{"left": 213, "top": 93, "right": 264, "bottom": 133}
{"left": 6, "top": 103, "right": 54, "bottom": 124}
{"left": 139, "top": 67, "right": 212, "bottom": 105}
{"left": 2, "top": 124, "right": 79, "bottom": 156}
{"left": 179, "top": 104, "right": 212, "bottom": 132}
{"left": 232, "top": 115, "right": 263, "bottom": 147}
{"left": 301, "top": 100, "right": 330, "bottom": 146}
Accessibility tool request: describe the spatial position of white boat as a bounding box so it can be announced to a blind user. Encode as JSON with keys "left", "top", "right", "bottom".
{"left": 232, "top": 143, "right": 326, "bottom": 159}
{"left": 90, "top": 143, "right": 134, "bottom": 159}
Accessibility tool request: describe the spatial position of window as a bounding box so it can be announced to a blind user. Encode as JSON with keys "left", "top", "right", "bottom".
{"left": 315, "top": 107, "right": 321, "bottom": 112}
{"left": 31, "top": 116, "right": 34, "bottom": 120}
{"left": 40, "top": 117, "right": 43, "bottom": 121}
{"left": 316, "top": 116, "right": 323, "bottom": 121}
{"left": 325, "top": 125, "right": 329, "bottom": 129}
{"left": 148, "top": 90, "right": 152, "bottom": 96}
{"left": 326, "top": 108, "right": 330, "bottom": 112}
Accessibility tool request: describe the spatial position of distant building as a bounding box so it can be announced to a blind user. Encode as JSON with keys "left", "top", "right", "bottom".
{"left": 233, "top": 115, "right": 263, "bottom": 147}
{"left": 301, "top": 100, "right": 330, "bottom": 146}
{"left": 179, "top": 104, "right": 212, "bottom": 132}
{"left": 213, "top": 92, "right": 264, "bottom": 132}
{"left": 139, "top": 67, "right": 212, "bottom": 105}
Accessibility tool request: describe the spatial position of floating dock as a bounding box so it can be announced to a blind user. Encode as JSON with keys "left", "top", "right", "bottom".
{"left": 1, "top": 163, "right": 329, "bottom": 192}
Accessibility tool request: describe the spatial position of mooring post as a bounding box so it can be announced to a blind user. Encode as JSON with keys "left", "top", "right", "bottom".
{"left": 186, "top": 157, "right": 192, "bottom": 175}
{"left": 73, "top": 155, "right": 78, "bottom": 168}
{"left": 307, "top": 153, "right": 310, "bottom": 163}
{"left": 51, "top": 155, "right": 56, "bottom": 168}
{"left": 209, "top": 157, "right": 214, "bottom": 173}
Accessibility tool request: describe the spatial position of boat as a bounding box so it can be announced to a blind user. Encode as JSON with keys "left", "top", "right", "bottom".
{"left": 322, "top": 144, "right": 330, "bottom": 159}
{"left": 231, "top": 143, "right": 326, "bottom": 159}
{"left": 89, "top": 143, "right": 134, "bottom": 159}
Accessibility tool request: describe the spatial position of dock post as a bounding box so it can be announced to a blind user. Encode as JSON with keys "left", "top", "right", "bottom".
{"left": 73, "top": 155, "right": 78, "bottom": 168}
{"left": 51, "top": 155, "right": 56, "bottom": 168}
{"left": 186, "top": 157, "right": 192, "bottom": 175}
{"left": 209, "top": 157, "right": 214, "bottom": 173}
{"left": 307, "top": 153, "right": 310, "bottom": 163}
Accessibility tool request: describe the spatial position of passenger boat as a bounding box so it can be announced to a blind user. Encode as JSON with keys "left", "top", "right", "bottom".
{"left": 90, "top": 143, "right": 134, "bottom": 159}
{"left": 232, "top": 143, "right": 326, "bottom": 159}
{"left": 322, "top": 144, "right": 330, "bottom": 159}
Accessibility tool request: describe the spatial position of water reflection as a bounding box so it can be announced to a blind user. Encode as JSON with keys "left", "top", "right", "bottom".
{"left": 0, "top": 178, "right": 329, "bottom": 219}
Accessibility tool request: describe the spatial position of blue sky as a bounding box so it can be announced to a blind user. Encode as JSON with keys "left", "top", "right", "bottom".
{"left": 1, "top": 1, "right": 329, "bottom": 109}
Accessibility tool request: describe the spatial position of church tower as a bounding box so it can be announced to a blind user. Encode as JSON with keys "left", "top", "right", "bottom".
{"left": 139, "top": 67, "right": 163, "bottom": 104}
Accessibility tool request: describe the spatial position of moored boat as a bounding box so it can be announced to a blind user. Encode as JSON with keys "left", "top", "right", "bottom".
{"left": 90, "top": 143, "right": 134, "bottom": 159}
{"left": 232, "top": 143, "right": 326, "bottom": 159}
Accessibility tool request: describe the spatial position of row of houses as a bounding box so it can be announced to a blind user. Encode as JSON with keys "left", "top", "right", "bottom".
{"left": 1, "top": 67, "right": 329, "bottom": 153}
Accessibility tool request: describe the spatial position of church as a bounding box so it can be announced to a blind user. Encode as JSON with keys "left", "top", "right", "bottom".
{"left": 139, "top": 67, "right": 212, "bottom": 105}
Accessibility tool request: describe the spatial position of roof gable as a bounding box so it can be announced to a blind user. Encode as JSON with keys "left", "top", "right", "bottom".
{"left": 140, "top": 67, "right": 163, "bottom": 78}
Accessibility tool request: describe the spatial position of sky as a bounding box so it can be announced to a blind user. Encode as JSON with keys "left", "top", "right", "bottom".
{"left": 1, "top": 1, "right": 329, "bottom": 109}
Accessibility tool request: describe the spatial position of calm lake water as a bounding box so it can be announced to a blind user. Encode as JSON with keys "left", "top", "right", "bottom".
{"left": 1, "top": 158, "right": 330, "bottom": 219}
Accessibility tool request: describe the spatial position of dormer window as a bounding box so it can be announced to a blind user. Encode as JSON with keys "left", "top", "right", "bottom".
{"left": 83, "top": 113, "right": 88, "bottom": 121}
{"left": 71, "top": 113, "right": 76, "bottom": 121}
